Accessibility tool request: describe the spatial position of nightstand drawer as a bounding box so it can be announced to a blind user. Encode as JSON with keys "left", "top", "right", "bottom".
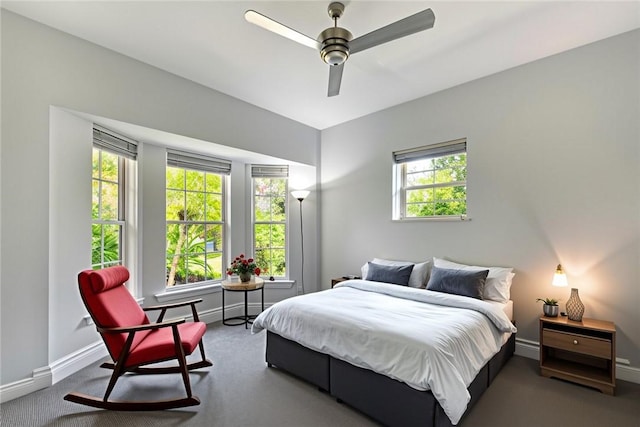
{"left": 542, "top": 329, "right": 611, "bottom": 359}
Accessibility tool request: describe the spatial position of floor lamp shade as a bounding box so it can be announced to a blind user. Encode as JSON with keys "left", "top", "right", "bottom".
{"left": 291, "top": 190, "right": 310, "bottom": 201}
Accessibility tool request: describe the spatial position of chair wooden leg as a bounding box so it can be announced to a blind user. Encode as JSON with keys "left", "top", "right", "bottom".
{"left": 103, "top": 367, "right": 123, "bottom": 402}
{"left": 172, "top": 325, "right": 193, "bottom": 398}
{"left": 104, "top": 332, "right": 135, "bottom": 401}
{"left": 198, "top": 340, "right": 207, "bottom": 362}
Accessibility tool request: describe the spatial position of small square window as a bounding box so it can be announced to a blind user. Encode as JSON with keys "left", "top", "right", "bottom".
{"left": 393, "top": 139, "right": 467, "bottom": 220}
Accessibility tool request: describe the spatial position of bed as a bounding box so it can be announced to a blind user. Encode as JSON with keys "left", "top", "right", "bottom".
{"left": 252, "top": 260, "right": 517, "bottom": 427}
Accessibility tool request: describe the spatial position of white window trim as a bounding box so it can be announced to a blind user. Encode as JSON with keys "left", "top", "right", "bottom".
{"left": 250, "top": 165, "right": 290, "bottom": 280}
{"left": 124, "top": 157, "right": 139, "bottom": 295}
{"left": 165, "top": 152, "right": 231, "bottom": 289}
{"left": 392, "top": 138, "right": 469, "bottom": 221}
{"left": 92, "top": 135, "right": 139, "bottom": 294}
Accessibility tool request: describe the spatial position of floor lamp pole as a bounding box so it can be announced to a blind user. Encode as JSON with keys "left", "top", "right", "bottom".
{"left": 298, "top": 200, "right": 305, "bottom": 295}
{"left": 291, "top": 190, "right": 310, "bottom": 295}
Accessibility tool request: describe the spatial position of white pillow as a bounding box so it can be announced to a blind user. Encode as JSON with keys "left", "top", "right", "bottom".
{"left": 432, "top": 257, "right": 514, "bottom": 303}
{"left": 361, "top": 258, "right": 431, "bottom": 288}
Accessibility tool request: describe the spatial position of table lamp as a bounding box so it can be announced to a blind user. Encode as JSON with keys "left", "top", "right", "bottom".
{"left": 553, "top": 264, "right": 584, "bottom": 322}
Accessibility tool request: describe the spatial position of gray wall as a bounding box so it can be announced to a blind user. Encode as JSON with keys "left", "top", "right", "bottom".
{"left": 1, "top": 10, "right": 319, "bottom": 386}
{"left": 321, "top": 30, "right": 639, "bottom": 370}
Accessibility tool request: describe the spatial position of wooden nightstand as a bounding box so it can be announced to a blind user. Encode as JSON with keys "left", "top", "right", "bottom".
{"left": 331, "top": 277, "right": 346, "bottom": 288}
{"left": 331, "top": 276, "right": 360, "bottom": 288}
{"left": 539, "top": 316, "right": 616, "bottom": 395}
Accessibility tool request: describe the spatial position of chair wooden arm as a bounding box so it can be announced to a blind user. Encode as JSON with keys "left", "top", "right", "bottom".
{"left": 142, "top": 299, "right": 203, "bottom": 323}
{"left": 143, "top": 298, "right": 203, "bottom": 312}
{"left": 98, "top": 318, "right": 185, "bottom": 335}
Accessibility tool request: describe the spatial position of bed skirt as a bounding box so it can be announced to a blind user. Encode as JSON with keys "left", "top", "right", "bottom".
{"left": 265, "top": 330, "right": 516, "bottom": 427}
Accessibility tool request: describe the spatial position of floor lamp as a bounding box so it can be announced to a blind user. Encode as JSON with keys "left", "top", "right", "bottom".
{"left": 291, "top": 190, "right": 310, "bottom": 295}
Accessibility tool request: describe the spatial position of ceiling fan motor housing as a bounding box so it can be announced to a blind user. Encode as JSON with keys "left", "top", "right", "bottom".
{"left": 319, "top": 27, "right": 352, "bottom": 66}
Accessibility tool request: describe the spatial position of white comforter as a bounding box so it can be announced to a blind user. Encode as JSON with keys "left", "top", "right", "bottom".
{"left": 252, "top": 280, "right": 517, "bottom": 425}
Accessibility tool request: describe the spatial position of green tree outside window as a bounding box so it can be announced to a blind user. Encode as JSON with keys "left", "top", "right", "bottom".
{"left": 166, "top": 166, "right": 224, "bottom": 286}
{"left": 254, "top": 177, "right": 287, "bottom": 277}
{"left": 92, "top": 148, "right": 123, "bottom": 269}
{"left": 405, "top": 154, "right": 467, "bottom": 217}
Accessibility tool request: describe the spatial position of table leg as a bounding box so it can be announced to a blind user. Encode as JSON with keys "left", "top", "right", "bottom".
{"left": 244, "top": 290, "right": 249, "bottom": 329}
{"left": 222, "top": 288, "right": 226, "bottom": 324}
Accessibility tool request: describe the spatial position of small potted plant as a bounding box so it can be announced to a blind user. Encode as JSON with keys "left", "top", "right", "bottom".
{"left": 227, "top": 254, "right": 261, "bottom": 283}
{"left": 536, "top": 298, "right": 559, "bottom": 317}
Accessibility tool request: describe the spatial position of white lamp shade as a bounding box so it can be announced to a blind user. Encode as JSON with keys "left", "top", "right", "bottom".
{"left": 291, "top": 190, "right": 310, "bottom": 201}
{"left": 552, "top": 264, "right": 568, "bottom": 287}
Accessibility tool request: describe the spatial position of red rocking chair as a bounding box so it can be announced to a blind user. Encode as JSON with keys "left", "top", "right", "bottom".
{"left": 64, "top": 266, "right": 213, "bottom": 410}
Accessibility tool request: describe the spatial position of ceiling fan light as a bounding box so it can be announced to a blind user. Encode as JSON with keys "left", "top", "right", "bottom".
{"left": 323, "top": 49, "right": 348, "bottom": 66}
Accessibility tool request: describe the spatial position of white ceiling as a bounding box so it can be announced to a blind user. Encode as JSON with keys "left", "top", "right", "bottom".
{"left": 3, "top": 1, "right": 640, "bottom": 130}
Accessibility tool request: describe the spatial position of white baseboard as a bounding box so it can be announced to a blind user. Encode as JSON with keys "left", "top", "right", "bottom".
{"left": 0, "top": 340, "right": 108, "bottom": 404}
{"left": 617, "top": 364, "right": 640, "bottom": 384}
{"left": 50, "top": 340, "right": 109, "bottom": 385}
{"left": 0, "top": 366, "right": 52, "bottom": 404}
{"left": 514, "top": 337, "right": 540, "bottom": 360}
{"left": 515, "top": 338, "right": 640, "bottom": 384}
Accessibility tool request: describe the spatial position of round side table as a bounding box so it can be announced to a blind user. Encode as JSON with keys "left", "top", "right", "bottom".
{"left": 221, "top": 278, "right": 265, "bottom": 329}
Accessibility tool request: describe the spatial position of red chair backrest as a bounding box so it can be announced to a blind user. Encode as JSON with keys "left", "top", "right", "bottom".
{"left": 78, "top": 266, "right": 151, "bottom": 362}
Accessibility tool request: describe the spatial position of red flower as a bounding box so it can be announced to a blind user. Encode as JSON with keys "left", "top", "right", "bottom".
{"left": 227, "top": 253, "right": 261, "bottom": 277}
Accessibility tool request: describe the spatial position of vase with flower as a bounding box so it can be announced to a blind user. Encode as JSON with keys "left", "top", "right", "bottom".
{"left": 227, "top": 254, "right": 261, "bottom": 282}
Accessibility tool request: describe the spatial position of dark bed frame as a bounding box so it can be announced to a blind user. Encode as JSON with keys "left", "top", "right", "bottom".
{"left": 266, "top": 330, "right": 516, "bottom": 427}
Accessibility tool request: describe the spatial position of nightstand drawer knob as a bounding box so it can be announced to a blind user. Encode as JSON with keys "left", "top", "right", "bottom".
{"left": 573, "top": 339, "right": 579, "bottom": 345}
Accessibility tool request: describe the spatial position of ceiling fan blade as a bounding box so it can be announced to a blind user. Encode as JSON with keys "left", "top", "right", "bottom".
{"left": 328, "top": 63, "right": 344, "bottom": 97}
{"left": 245, "top": 10, "right": 321, "bottom": 50}
{"left": 350, "top": 8, "right": 435, "bottom": 54}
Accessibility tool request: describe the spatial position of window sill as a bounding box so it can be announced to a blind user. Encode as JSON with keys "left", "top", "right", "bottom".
{"left": 154, "top": 279, "right": 296, "bottom": 303}
{"left": 155, "top": 283, "right": 221, "bottom": 303}
{"left": 392, "top": 215, "right": 471, "bottom": 222}
{"left": 263, "top": 279, "right": 295, "bottom": 289}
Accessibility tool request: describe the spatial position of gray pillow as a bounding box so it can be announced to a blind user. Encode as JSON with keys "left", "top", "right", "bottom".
{"left": 366, "top": 262, "right": 414, "bottom": 286}
{"left": 426, "top": 266, "right": 489, "bottom": 299}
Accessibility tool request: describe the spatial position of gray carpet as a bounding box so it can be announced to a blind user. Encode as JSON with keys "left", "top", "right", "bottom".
{"left": 1, "top": 322, "right": 639, "bottom": 427}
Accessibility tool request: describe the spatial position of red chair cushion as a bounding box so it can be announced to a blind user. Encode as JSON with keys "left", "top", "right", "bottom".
{"left": 90, "top": 266, "right": 130, "bottom": 293}
{"left": 125, "top": 321, "right": 207, "bottom": 368}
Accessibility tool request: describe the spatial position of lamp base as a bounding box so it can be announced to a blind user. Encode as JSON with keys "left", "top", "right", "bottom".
{"left": 566, "top": 288, "right": 585, "bottom": 322}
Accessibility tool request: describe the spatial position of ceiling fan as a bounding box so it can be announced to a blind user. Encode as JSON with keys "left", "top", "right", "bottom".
{"left": 245, "top": 2, "right": 435, "bottom": 97}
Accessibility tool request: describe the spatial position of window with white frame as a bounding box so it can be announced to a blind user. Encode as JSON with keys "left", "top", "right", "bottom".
{"left": 393, "top": 138, "right": 467, "bottom": 220}
{"left": 252, "top": 165, "right": 288, "bottom": 278}
{"left": 165, "top": 150, "right": 230, "bottom": 287}
{"left": 91, "top": 127, "right": 137, "bottom": 270}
